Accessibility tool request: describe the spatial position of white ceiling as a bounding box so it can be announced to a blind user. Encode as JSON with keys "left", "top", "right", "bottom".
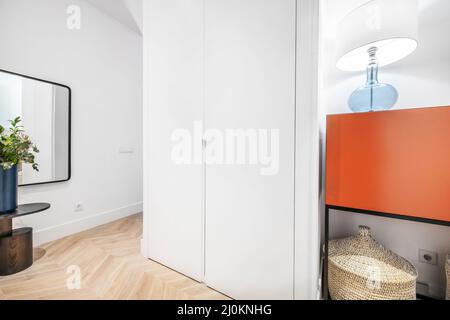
{"left": 86, "top": 0, "right": 142, "bottom": 35}
{"left": 86, "top": 0, "right": 447, "bottom": 39}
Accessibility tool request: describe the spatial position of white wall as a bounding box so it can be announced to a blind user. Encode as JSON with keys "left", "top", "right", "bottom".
{"left": 321, "top": 0, "right": 450, "bottom": 299}
{"left": 0, "top": 0, "right": 143, "bottom": 245}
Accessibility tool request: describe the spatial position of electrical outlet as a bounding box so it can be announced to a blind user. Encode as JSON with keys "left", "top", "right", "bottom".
{"left": 419, "top": 249, "right": 438, "bottom": 266}
{"left": 74, "top": 203, "right": 84, "bottom": 212}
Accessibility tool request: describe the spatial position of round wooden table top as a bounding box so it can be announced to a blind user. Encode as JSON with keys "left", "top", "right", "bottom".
{"left": 0, "top": 203, "right": 51, "bottom": 220}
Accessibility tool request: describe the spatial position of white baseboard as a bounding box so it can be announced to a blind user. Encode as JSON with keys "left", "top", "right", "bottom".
{"left": 33, "top": 202, "right": 143, "bottom": 247}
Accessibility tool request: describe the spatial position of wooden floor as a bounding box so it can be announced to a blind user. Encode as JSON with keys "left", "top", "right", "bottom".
{"left": 0, "top": 214, "right": 228, "bottom": 300}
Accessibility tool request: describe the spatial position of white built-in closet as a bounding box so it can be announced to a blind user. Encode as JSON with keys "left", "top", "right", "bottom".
{"left": 143, "top": 0, "right": 320, "bottom": 300}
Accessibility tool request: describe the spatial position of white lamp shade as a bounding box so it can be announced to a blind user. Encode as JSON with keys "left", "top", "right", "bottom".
{"left": 337, "top": 0, "right": 419, "bottom": 72}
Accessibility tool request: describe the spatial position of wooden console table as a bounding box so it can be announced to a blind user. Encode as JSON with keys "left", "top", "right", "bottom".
{"left": 0, "top": 203, "right": 51, "bottom": 276}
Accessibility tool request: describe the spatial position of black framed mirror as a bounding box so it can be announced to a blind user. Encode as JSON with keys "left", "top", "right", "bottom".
{"left": 0, "top": 69, "right": 71, "bottom": 186}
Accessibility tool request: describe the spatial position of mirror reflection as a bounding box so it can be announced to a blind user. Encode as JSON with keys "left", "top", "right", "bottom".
{"left": 0, "top": 70, "right": 71, "bottom": 186}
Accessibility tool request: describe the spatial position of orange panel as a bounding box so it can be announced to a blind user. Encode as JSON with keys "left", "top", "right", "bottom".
{"left": 326, "top": 106, "right": 450, "bottom": 223}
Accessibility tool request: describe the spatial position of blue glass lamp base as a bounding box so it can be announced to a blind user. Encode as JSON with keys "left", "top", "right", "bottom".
{"left": 348, "top": 83, "right": 399, "bottom": 113}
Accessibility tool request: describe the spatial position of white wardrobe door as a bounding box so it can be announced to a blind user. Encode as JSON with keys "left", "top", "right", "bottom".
{"left": 205, "top": 0, "right": 296, "bottom": 300}
{"left": 144, "top": 0, "right": 204, "bottom": 281}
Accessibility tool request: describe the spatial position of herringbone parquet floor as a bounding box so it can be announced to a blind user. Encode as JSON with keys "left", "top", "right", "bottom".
{"left": 0, "top": 214, "right": 228, "bottom": 300}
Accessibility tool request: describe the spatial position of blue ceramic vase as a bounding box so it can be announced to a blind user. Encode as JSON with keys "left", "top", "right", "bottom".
{"left": 0, "top": 165, "right": 18, "bottom": 213}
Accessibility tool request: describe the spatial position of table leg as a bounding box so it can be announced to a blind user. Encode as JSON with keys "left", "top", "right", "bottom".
{"left": 0, "top": 221, "right": 33, "bottom": 276}
{"left": 0, "top": 218, "right": 12, "bottom": 237}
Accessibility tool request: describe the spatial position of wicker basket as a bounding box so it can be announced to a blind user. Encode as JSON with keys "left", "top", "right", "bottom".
{"left": 446, "top": 254, "right": 450, "bottom": 300}
{"left": 328, "top": 226, "right": 418, "bottom": 300}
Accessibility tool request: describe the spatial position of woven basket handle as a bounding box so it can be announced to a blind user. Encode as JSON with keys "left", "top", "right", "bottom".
{"left": 358, "top": 225, "right": 371, "bottom": 237}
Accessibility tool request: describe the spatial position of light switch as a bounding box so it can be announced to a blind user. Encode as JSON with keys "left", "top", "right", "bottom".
{"left": 119, "top": 147, "right": 135, "bottom": 154}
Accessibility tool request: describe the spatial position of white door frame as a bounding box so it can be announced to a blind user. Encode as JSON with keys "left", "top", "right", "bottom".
{"left": 294, "top": 0, "right": 321, "bottom": 300}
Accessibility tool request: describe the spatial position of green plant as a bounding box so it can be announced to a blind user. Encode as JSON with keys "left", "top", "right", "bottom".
{"left": 0, "top": 117, "right": 39, "bottom": 171}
